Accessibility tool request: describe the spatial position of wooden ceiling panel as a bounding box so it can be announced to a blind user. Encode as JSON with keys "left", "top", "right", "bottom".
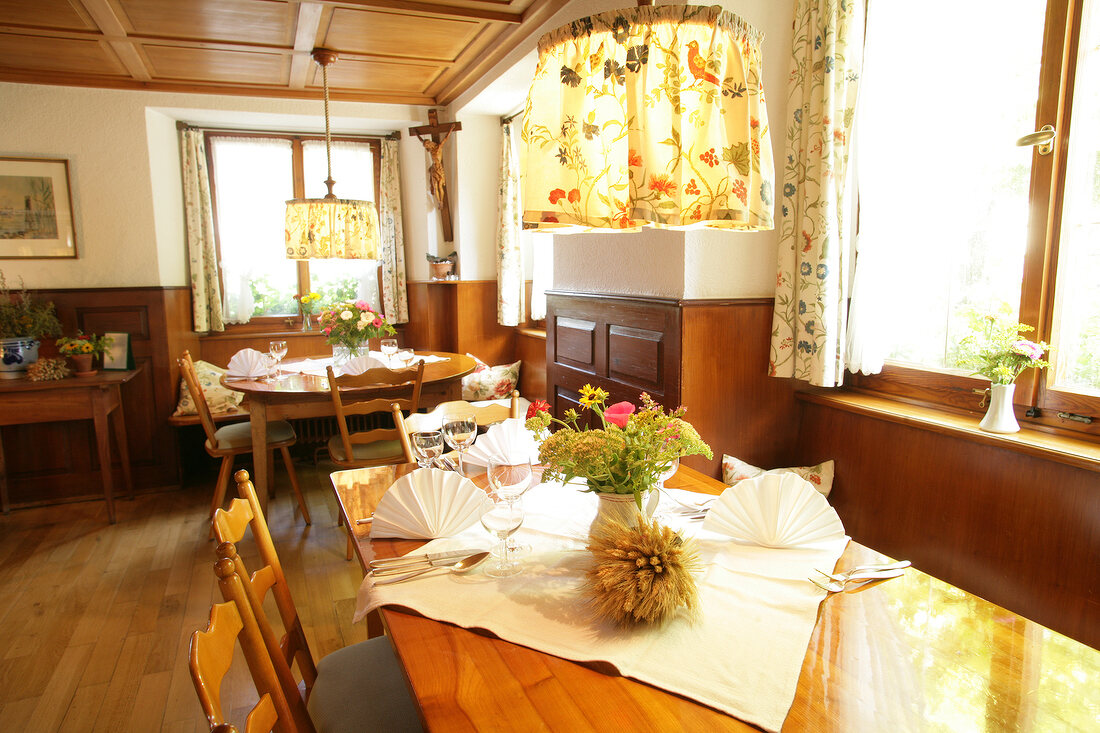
{"left": 323, "top": 7, "right": 481, "bottom": 62}
{"left": 0, "top": 0, "right": 95, "bottom": 31}
{"left": 317, "top": 56, "right": 439, "bottom": 94}
{"left": 114, "top": 0, "right": 294, "bottom": 47}
{"left": 142, "top": 44, "right": 290, "bottom": 85}
{"left": 0, "top": 33, "right": 126, "bottom": 75}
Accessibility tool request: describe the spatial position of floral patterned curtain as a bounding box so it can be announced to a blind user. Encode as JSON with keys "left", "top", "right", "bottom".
{"left": 521, "top": 4, "right": 773, "bottom": 231}
{"left": 179, "top": 127, "right": 224, "bottom": 332}
{"left": 378, "top": 138, "right": 409, "bottom": 323}
{"left": 497, "top": 122, "right": 525, "bottom": 326}
{"left": 769, "top": 0, "right": 862, "bottom": 386}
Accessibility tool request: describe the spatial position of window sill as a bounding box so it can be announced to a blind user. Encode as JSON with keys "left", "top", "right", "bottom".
{"left": 797, "top": 389, "right": 1100, "bottom": 474}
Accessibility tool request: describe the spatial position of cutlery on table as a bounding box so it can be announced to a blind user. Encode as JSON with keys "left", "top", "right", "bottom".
{"left": 355, "top": 517, "right": 372, "bottom": 525}
{"left": 661, "top": 490, "right": 717, "bottom": 512}
{"left": 373, "top": 551, "right": 491, "bottom": 585}
{"left": 369, "top": 549, "right": 472, "bottom": 569}
{"left": 371, "top": 554, "right": 474, "bottom": 576}
{"left": 814, "top": 560, "right": 910, "bottom": 584}
{"left": 809, "top": 567, "right": 906, "bottom": 593}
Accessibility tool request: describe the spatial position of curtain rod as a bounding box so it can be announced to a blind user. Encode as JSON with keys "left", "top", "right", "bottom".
{"left": 501, "top": 109, "right": 523, "bottom": 125}
{"left": 178, "top": 121, "right": 398, "bottom": 140}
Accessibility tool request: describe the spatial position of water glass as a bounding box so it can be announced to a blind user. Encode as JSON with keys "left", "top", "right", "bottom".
{"left": 396, "top": 348, "right": 416, "bottom": 368}
{"left": 411, "top": 430, "right": 444, "bottom": 468}
{"left": 487, "top": 457, "right": 533, "bottom": 556}
{"left": 441, "top": 413, "right": 477, "bottom": 474}
{"left": 268, "top": 340, "right": 288, "bottom": 378}
{"left": 479, "top": 493, "right": 524, "bottom": 578}
{"left": 380, "top": 338, "right": 398, "bottom": 365}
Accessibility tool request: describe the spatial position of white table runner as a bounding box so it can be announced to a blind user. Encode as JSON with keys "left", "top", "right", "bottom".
{"left": 354, "top": 482, "right": 848, "bottom": 732}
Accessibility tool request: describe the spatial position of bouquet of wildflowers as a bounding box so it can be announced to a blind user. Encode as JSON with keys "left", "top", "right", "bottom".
{"left": 56, "top": 331, "right": 112, "bottom": 357}
{"left": 317, "top": 299, "right": 395, "bottom": 350}
{"left": 957, "top": 315, "right": 1049, "bottom": 385}
{"left": 526, "top": 385, "right": 711, "bottom": 507}
{"left": 0, "top": 272, "right": 61, "bottom": 339}
{"left": 294, "top": 291, "right": 321, "bottom": 316}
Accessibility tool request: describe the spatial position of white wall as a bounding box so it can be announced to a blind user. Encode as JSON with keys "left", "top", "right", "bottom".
{"left": 0, "top": 81, "right": 436, "bottom": 290}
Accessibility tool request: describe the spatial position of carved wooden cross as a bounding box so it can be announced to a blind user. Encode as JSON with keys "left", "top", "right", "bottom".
{"left": 409, "top": 109, "right": 462, "bottom": 242}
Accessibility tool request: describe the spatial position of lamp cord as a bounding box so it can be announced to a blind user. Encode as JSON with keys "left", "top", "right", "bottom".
{"left": 322, "top": 62, "right": 334, "bottom": 193}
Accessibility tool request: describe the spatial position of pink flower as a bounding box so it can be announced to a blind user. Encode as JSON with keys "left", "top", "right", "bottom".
{"left": 323, "top": 327, "right": 332, "bottom": 335}
{"left": 372, "top": 317, "right": 383, "bottom": 327}
{"left": 354, "top": 299, "right": 368, "bottom": 310}
{"left": 1012, "top": 340, "right": 1045, "bottom": 361}
{"left": 603, "top": 401, "right": 635, "bottom": 428}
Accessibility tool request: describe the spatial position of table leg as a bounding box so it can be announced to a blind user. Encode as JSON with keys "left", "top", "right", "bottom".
{"left": 92, "top": 391, "right": 116, "bottom": 524}
{"left": 249, "top": 401, "right": 270, "bottom": 516}
{"left": 109, "top": 387, "right": 134, "bottom": 500}
{"left": 0, "top": 433, "right": 8, "bottom": 515}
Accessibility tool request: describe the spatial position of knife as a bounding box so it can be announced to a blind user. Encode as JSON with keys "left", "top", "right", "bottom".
{"left": 369, "top": 549, "right": 471, "bottom": 569}
{"left": 370, "top": 553, "right": 473, "bottom": 576}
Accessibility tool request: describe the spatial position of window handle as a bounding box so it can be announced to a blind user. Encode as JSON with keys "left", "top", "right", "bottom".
{"left": 1016, "top": 124, "right": 1056, "bottom": 155}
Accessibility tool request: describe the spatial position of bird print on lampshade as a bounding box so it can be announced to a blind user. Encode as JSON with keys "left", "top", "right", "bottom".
{"left": 687, "top": 40, "right": 720, "bottom": 85}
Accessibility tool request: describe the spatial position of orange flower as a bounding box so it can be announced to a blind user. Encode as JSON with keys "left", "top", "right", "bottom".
{"left": 567, "top": 188, "right": 581, "bottom": 203}
{"left": 801, "top": 230, "right": 812, "bottom": 252}
{"left": 612, "top": 201, "right": 634, "bottom": 229}
{"left": 750, "top": 116, "right": 760, "bottom": 129}
{"left": 542, "top": 215, "right": 559, "bottom": 223}
{"left": 628, "top": 149, "right": 642, "bottom": 167}
{"left": 690, "top": 206, "right": 702, "bottom": 221}
{"left": 648, "top": 174, "right": 675, "bottom": 197}
{"left": 548, "top": 188, "right": 566, "bottom": 204}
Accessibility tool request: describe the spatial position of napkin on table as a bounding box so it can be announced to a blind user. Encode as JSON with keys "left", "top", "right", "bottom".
{"left": 227, "top": 348, "right": 269, "bottom": 378}
{"left": 369, "top": 468, "right": 492, "bottom": 539}
{"left": 464, "top": 418, "right": 541, "bottom": 467}
{"left": 339, "top": 355, "right": 388, "bottom": 377}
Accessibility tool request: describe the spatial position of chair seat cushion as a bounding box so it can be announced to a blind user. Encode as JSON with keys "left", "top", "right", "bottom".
{"left": 212, "top": 419, "right": 296, "bottom": 452}
{"left": 327, "top": 435, "right": 405, "bottom": 464}
{"left": 307, "top": 637, "right": 423, "bottom": 733}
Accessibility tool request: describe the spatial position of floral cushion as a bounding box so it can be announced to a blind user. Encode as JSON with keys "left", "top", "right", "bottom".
{"left": 461, "top": 356, "right": 521, "bottom": 401}
{"left": 174, "top": 360, "right": 244, "bottom": 416}
{"left": 721, "top": 454, "right": 834, "bottom": 497}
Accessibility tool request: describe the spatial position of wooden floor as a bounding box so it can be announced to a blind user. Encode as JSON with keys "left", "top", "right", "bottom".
{"left": 0, "top": 457, "right": 369, "bottom": 732}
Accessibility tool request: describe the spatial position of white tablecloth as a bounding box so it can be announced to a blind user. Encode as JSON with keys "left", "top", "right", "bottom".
{"left": 354, "top": 481, "right": 848, "bottom": 732}
{"left": 287, "top": 352, "right": 448, "bottom": 376}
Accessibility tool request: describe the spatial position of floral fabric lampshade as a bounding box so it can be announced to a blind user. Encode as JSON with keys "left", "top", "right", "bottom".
{"left": 285, "top": 198, "right": 380, "bottom": 259}
{"left": 522, "top": 4, "right": 774, "bottom": 232}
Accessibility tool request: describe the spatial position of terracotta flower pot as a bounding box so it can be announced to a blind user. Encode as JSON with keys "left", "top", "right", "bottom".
{"left": 70, "top": 353, "right": 96, "bottom": 377}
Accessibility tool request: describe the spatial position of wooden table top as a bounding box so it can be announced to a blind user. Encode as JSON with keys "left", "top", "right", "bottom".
{"left": 0, "top": 367, "right": 138, "bottom": 392}
{"left": 221, "top": 351, "right": 476, "bottom": 399}
{"left": 330, "top": 464, "right": 1100, "bottom": 731}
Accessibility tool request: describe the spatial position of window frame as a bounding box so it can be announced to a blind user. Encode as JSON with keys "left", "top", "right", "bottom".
{"left": 203, "top": 129, "right": 383, "bottom": 328}
{"left": 849, "top": 0, "right": 1099, "bottom": 440}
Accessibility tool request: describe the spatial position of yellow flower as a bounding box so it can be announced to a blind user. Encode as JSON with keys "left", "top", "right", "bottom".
{"left": 578, "top": 384, "right": 608, "bottom": 407}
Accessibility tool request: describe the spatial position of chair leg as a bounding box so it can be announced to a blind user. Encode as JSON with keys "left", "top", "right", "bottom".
{"left": 266, "top": 449, "right": 276, "bottom": 498}
{"left": 208, "top": 456, "right": 234, "bottom": 539}
{"left": 346, "top": 532, "right": 353, "bottom": 561}
{"left": 280, "top": 446, "right": 311, "bottom": 525}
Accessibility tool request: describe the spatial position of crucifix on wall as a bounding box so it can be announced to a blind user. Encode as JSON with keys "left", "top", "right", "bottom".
{"left": 409, "top": 109, "right": 462, "bottom": 242}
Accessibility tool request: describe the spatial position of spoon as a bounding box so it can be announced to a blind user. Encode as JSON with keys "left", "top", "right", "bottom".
{"left": 809, "top": 568, "right": 906, "bottom": 593}
{"left": 814, "top": 560, "right": 910, "bottom": 584}
{"left": 373, "top": 551, "right": 491, "bottom": 585}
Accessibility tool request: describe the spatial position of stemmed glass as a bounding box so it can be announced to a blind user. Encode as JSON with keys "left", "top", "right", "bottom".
{"left": 268, "top": 340, "right": 288, "bottom": 379}
{"left": 487, "top": 457, "right": 533, "bottom": 557}
{"left": 441, "top": 412, "right": 477, "bottom": 474}
{"left": 396, "top": 348, "right": 416, "bottom": 368}
{"left": 411, "top": 430, "right": 444, "bottom": 469}
{"left": 380, "top": 338, "right": 398, "bottom": 366}
{"left": 479, "top": 492, "right": 524, "bottom": 578}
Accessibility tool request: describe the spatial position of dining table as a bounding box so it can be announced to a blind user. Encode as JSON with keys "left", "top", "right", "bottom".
{"left": 223, "top": 351, "right": 475, "bottom": 511}
{"left": 330, "top": 462, "right": 1100, "bottom": 732}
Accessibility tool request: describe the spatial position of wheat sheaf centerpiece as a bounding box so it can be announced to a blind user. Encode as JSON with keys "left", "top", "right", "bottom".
{"left": 526, "top": 385, "right": 711, "bottom": 626}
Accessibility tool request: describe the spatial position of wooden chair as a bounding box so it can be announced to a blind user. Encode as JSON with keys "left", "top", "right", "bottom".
{"left": 189, "top": 557, "right": 296, "bottom": 733}
{"left": 179, "top": 350, "right": 310, "bottom": 531}
{"left": 403, "top": 390, "right": 523, "bottom": 433}
{"left": 213, "top": 470, "right": 423, "bottom": 733}
{"left": 324, "top": 362, "right": 424, "bottom": 469}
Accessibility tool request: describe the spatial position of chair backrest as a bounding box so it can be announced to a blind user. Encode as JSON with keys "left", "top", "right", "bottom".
{"left": 190, "top": 558, "right": 296, "bottom": 733}
{"left": 213, "top": 472, "right": 319, "bottom": 693}
{"left": 404, "top": 391, "right": 522, "bottom": 433}
{"left": 179, "top": 350, "right": 220, "bottom": 446}
{"left": 326, "top": 363, "right": 423, "bottom": 466}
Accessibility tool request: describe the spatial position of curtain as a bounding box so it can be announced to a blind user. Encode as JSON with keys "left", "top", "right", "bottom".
{"left": 521, "top": 4, "right": 773, "bottom": 231}
{"left": 497, "top": 122, "right": 525, "bottom": 326}
{"left": 179, "top": 128, "right": 224, "bottom": 332}
{"left": 378, "top": 138, "right": 409, "bottom": 323}
{"left": 530, "top": 231, "right": 552, "bottom": 321}
{"left": 769, "top": 0, "right": 863, "bottom": 386}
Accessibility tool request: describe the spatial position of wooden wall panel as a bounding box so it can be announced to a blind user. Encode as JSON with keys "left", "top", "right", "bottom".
{"left": 795, "top": 401, "right": 1100, "bottom": 649}
{"left": 516, "top": 328, "right": 546, "bottom": 402}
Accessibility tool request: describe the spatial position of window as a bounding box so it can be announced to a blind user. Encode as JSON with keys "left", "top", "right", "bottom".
{"left": 206, "top": 132, "right": 382, "bottom": 322}
{"left": 850, "top": 0, "right": 1099, "bottom": 435}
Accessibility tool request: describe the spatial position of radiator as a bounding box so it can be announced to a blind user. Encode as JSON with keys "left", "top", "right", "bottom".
{"left": 289, "top": 413, "right": 391, "bottom": 446}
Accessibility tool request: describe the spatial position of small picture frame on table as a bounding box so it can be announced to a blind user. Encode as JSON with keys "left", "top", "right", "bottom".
{"left": 102, "top": 332, "right": 134, "bottom": 370}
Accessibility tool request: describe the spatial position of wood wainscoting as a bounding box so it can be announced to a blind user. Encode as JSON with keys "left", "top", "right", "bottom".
{"left": 1, "top": 287, "right": 193, "bottom": 507}
{"left": 795, "top": 394, "right": 1100, "bottom": 649}
{"left": 545, "top": 291, "right": 800, "bottom": 478}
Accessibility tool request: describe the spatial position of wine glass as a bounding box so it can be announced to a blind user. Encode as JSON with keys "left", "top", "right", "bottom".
{"left": 396, "top": 348, "right": 416, "bottom": 368}
{"left": 380, "top": 338, "right": 398, "bottom": 366}
{"left": 487, "top": 457, "right": 533, "bottom": 557}
{"left": 268, "top": 340, "right": 288, "bottom": 379}
{"left": 411, "top": 430, "right": 444, "bottom": 469}
{"left": 441, "top": 412, "right": 477, "bottom": 474}
{"left": 479, "top": 493, "right": 524, "bottom": 578}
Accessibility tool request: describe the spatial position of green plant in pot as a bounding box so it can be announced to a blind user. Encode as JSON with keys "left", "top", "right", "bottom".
{"left": 1, "top": 271, "right": 62, "bottom": 380}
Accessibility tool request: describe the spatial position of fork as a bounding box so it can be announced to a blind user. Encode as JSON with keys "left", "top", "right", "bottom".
{"left": 814, "top": 560, "right": 911, "bottom": 583}
{"left": 660, "top": 489, "right": 716, "bottom": 512}
{"left": 809, "top": 568, "right": 907, "bottom": 593}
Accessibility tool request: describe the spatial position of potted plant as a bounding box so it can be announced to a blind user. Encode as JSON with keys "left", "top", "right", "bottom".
{"left": 0, "top": 272, "right": 62, "bottom": 380}
{"left": 957, "top": 314, "right": 1049, "bottom": 434}
{"left": 317, "top": 298, "right": 396, "bottom": 365}
{"left": 56, "top": 331, "right": 113, "bottom": 377}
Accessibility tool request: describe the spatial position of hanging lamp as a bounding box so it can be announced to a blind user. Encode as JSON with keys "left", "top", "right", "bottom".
{"left": 285, "top": 49, "right": 380, "bottom": 259}
{"left": 521, "top": 3, "right": 774, "bottom": 232}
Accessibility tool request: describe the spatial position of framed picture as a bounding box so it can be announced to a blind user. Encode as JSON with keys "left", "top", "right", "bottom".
{"left": 0, "top": 157, "right": 78, "bottom": 259}
{"left": 102, "top": 332, "right": 134, "bottom": 371}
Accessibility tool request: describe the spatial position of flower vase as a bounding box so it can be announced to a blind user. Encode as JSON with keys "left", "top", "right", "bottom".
{"left": 301, "top": 313, "right": 313, "bottom": 332}
{"left": 979, "top": 383, "right": 1019, "bottom": 434}
{"left": 589, "top": 490, "right": 659, "bottom": 539}
{"left": 332, "top": 344, "right": 368, "bottom": 368}
{"left": 0, "top": 337, "right": 39, "bottom": 380}
{"left": 70, "top": 353, "right": 96, "bottom": 377}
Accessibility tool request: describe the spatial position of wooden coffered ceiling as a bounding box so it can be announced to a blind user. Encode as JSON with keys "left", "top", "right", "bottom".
{"left": 0, "top": 0, "right": 569, "bottom": 105}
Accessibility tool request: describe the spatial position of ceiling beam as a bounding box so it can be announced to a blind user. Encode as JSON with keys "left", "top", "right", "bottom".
{"left": 325, "top": 0, "right": 522, "bottom": 24}
{"left": 289, "top": 2, "right": 326, "bottom": 88}
{"left": 77, "top": 0, "right": 153, "bottom": 81}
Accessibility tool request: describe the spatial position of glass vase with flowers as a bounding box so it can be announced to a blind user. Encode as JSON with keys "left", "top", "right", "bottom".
{"left": 293, "top": 291, "right": 321, "bottom": 331}
{"left": 56, "top": 331, "right": 113, "bottom": 377}
{"left": 526, "top": 385, "right": 712, "bottom": 534}
{"left": 317, "top": 298, "right": 396, "bottom": 366}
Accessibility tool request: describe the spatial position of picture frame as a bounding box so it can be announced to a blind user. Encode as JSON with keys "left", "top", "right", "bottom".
{"left": 0, "top": 157, "right": 78, "bottom": 259}
{"left": 102, "top": 332, "right": 134, "bottom": 371}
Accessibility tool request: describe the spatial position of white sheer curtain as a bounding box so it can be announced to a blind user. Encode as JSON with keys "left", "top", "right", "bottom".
{"left": 209, "top": 136, "right": 294, "bottom": 324}
{"left": 497, "top": 121, "right": 524, "bottom": 326}
{"left": 529, "top": 231, "right": 552, "bottom": 321}
{"left": 179, "top": 128, "right": 224, "bottom": 332}
{"left": 378, "top": 138, "right": 409, "bottom": 322}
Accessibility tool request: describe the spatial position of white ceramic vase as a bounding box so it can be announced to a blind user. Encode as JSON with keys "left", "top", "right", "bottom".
{"left": 979, "top": 383, "right": 1020, "bottom": 434}
{"left": 0, "top": 337, "right": 39, "bottom": 380}
{"left": 589, "top": 490, "right": 659, "bottom": 538}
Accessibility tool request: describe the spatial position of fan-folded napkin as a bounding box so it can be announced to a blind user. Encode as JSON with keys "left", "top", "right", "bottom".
{"left": 356, "top": 482, "right": 848, "bottom": 731}
{"left": 464, "top": 418, "right": 540, "bottom": 467}
{"left": 369, "top": 468, "right": 492, "bottom": 539}
{"left": 338, "top": 355, "right": 388, "bottom": 376}
{"left": 227, "top": 349, "right": 269, "bottom": 378}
